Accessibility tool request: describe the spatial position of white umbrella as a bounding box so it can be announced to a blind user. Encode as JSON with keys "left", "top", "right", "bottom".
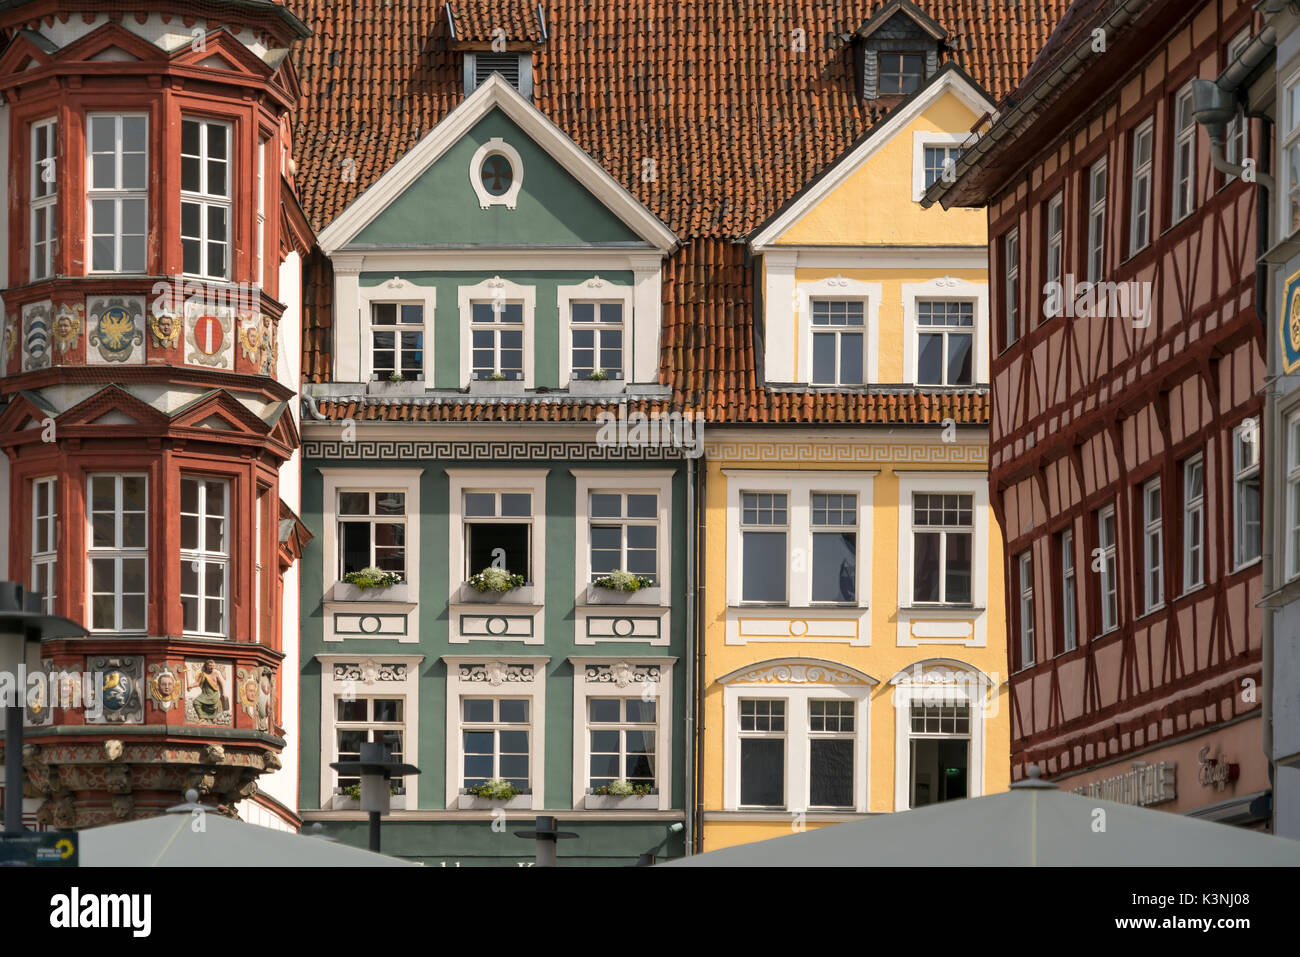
{"left": 79, "top": 793, "right": 414, "bottom": 867}
{"left": 666, "top": 768, "right": 1300, "bottom": 866}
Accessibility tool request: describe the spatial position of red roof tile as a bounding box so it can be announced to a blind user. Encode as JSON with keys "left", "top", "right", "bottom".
{"left": 287, "top": 0, "right": 1063, "bottom": 422}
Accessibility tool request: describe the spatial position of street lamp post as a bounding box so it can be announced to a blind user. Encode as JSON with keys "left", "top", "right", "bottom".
{"left": 329, "top": 741, "right": 420, "bottom": 853}
{"left": 514, "top": 815, "right": 578, "bottom": 867}
{"left": 0, "top": 582, "right": 87, "bottom": 836}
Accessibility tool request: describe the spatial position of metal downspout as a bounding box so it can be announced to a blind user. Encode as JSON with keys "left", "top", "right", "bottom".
{"left": 683, "top": 450, "right": 696, "bottom": 855}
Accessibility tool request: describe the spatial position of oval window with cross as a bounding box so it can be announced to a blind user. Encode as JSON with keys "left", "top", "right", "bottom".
{"left": 480, "top": 153, "right": 514, "bottom": 197}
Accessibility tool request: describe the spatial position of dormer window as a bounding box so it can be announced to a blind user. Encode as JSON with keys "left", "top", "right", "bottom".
{"left": 464, "top": 52, "right": 533, "bottom": 96}
{"left": 879, "top": 52, "right": 925, "bottom": 95}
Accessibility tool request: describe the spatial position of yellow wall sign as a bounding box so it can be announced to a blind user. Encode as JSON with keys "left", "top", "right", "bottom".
{"left": 1281, "top": 268, "right": 1300, "bottom": 374}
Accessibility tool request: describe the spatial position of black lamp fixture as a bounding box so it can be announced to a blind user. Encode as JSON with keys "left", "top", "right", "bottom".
{"left": 329, "top": 740, "right": 420, "bottom": 853}
{"left": 0, "top": 582, "right": 87, "bottom": 836}
{"left": 514, "top": 815, "right": 578, "bottom": 867}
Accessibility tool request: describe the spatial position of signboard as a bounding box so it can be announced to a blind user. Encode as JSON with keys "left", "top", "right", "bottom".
{"left": 1072, "top": 761, "right": 1176, "bottom": 807}
{"left": 0, "top": 831, "right": 78, "bottom": 867}
{"left": 1281, "top": 267, "right": 1300, "bottom": 374}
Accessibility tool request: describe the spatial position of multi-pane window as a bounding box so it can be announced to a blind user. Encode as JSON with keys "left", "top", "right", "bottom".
{"left": 1003, "top": 228, "right": 1020, "bottom": 347}
{"left": 31, "top": 118, "right": 57, "bottom": 281}
{"left": 588, "top": 697, "right": 656, "bottom": 791}
{"left": 88, "top": 475, "right": 147, "bottom": 632}
{"left": 811, "top": 493, "right": 856, "bottom": 603}
{"left": 1044, "top": 192, "right": 1064, "bottom": 316}
{"left": 31, "top": 478, "right": 57, "bottom": 613}
{"left": 335, "top": 697, "right": 405, "bottom": 790}
{"left": 909, "top": 704, "right": 970, "bottom": 807}
{"left": 88, "top": 114, "right": 147, "bottom": 273}
{"left": 1097, "top": 504, "right": 1118, "bottom": 634}
{"left": 1086, "top": 158, "right": 1107, "bottom": 283}
{"left": 808, "top": 700, "right": 854, "bottom": 808}
{"left": 337, "top": 490, "right": 406, "bottom": 578}
{"left": 180, "top": 118, "right": 231, "bottom": 279}
{"left": 1184, "top": 455, "right": 1205, "bottom": 590}
{"left": 1171, "top": 84, "right": 1196, "bottom": 224}
{"left": 1060, "top": 528, "right": 1077, "bottom": 653}
{"left": 180, "top": 477, "right": 229, "bottom": 637}
{"left": 1234, "top": 420, "right": 1261, "bottom": 569}
{"left": 811, "top": 299, "right": 865, "bottom": 386}
{"left": 462, "top": 697, "right": 530, "bottom": 790}
{"left": 878, "top": 52, "right": 924, "bottom": 95}
{"left": 256, "top": 138, "right": 266, "bottom": 288}
{"left": 471, "top": 302, "right": 524, "bottom": 380}
{"left": 1017, "top": 551, "right": 1034, "bottom": 669}
{"left": 924, "top": 145, "right": 961, "bottom": 188}
{"left": 571, "top": 302, "right": 624, "bottom": 380}
{"left": 912, "top": 493, "right": 973, "bottom": 605}
{"left": 589, "top": 491, "right": 657, "bottom": 584}
{"left": 1225, "top": 32, "right": 1250, "bottom": 177}
{"left": 1129, "top": 117, "right": 1154, "bottom": 255}
{"left": 741, "top": 492, "right": 788, "bottom": 602}
{"left": 1142, "top": 478, "right": 1163, "bottom": 613}
{"left": 464, "top": 490, "right": 532, "bottom": 580}
{"left": 370, "top": 303, "right": 424, "bottom": 380}
{"left": 917, "top": 300, "right": 974, "bottom": 385}
{"left": 738, "top": 699, "right": 785, "bottom": 807}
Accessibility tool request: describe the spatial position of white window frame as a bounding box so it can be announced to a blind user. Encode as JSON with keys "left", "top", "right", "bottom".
{"left": 335, "top": 488, "right": 409, "bottom": 581}
{"left": 180, "top": 117, "right": 232, "bottom": 281}
{"left": 1017, "top": 551, "right": 1034, "bottom": 668}
{"left": 557, "top": 278, "right": 635, "bottom": 387}
{"left": 1044, "top": 191, "right": 1064, "bottom": 316}
{"left": 86, "top": 473, "right": 148, "bottom": 633}
{"left": 443, "top": 654, "right": 548, "bottom": 809}
{"left": 808, "top": 298, "right": 869, "bottom": 387}
{"left": 794, "top": 276, "right": 880, "bottom": 385}
{"left": 1097, "top": 504, "right": 1118, "bottom": 635}
{"left": 358, "top": 277, "right": 435, "bottom": 384}
{"left": 1141, "top": 477, "right": 1163, "bottom": 614}
{"left": 738, "top": 489, "right": 791, "bottom": 604}
{"left": 31, "top": 476, "right": 57, "bottom": 614}
{"left": 902, "top": 277, "right": 988, "bottom": 386}
{"left": 1234, "top": 419, "right": 1262, "bottom": 570}
{"left": 368, "top": 301, "right": 427, "bottom": 382}
{"left": 719, "top": 662, "right": 874, "bottom": 813}
{"left": 179, "top": 475, "right": 230, "bottom": 638}
{"left": 572, "top": 470, "right": 672, "bottom": 606}
{"left": 911, "top": 132, "right": 966, "bottom": 201}
{"left": 1129, "top": 116, "right": 1154, "bottom": 255}
{"left": 1184, "top": 454, "right": 1205, "bottom": 591}
{"left": 1060, "top": 528, "right": 1077, "bottom": 653}
{"left": 316, "top": 653, "right": 423, "bottom": 809}
{"left": 86, "top": 112, "right": 148, "bottom": 274}
{"left": 1087, "top": 157, "right": 1107, "bottom": 283}
{"left": 447, "top": 468, "right": 547, "bottom": 609}
{"left": 30, "top": 117, "right": 57, "bottom": 282}
{"left": 908, "top": 492, "right": 976, "bottom": 606}
{"left": 457, "top": 276, "right": 536, "bottom": 387}
{"left": 570, "top": 657, "right": 675, "bottom": 810}
{"left": 891, "top": 661, "right": 989, "bottom": 811}
{"left": 319, "top": 469, "right": 423, "bottom": 593}
{"left": 1002, "top": 227, "right": 1019, "bottom": 348}
{"left": 1171, "top": 82, "right": 1197, "bottom": 225}
{"left": 1284, "top": 69, "right": 1300, "bottom": 237}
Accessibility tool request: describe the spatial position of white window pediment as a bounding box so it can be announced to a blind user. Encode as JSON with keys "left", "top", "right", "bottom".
{"left": 359, "top": 276, "right": 436, "bottom": 385}
{"left": 797, "top": 275, "right": 880, "bottom": 386}
{"left": 557, "top": 276, "right": 636, "bottom": 388}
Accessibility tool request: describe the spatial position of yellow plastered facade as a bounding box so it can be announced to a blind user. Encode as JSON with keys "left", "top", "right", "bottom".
{"left": 699, "top": 85, "right": 1009, "bottom": 854}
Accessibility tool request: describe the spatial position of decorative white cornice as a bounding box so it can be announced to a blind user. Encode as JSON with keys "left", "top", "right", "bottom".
{"left": 716, "top": 657, "right": 878, "bottom": 686}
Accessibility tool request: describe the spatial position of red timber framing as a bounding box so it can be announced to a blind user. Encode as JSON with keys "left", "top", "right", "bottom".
{"left": 984, "top": 1, "right": 1267, "bottom": 798}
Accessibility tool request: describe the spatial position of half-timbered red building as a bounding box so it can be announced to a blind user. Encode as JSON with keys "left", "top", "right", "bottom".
{"left": 928, "top": 0, "right": 1270, "bottom": 824}
{"left": 0, "top": 0, "right": 312, "bottom": 829}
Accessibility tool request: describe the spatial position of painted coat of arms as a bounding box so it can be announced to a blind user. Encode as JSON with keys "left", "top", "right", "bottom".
{"left": 21, "top": 300, "right": 51, "bottom": 372}
{"left": 86, "top": 656, "right": 144, "bottom": 725}
{"left": 185, "top": 307, "right": 234, "bottom": 369}
{"left": 87, "top": 297, "right": 145, "bottom": 364}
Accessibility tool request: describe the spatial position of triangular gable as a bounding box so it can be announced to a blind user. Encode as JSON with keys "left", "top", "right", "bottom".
{"left": 748, "top": 64, "right": 995, "bottom": 249}
{"left": 169, "top": 29, "right": 273, "bottom": 80}
{"left": 263, "top": 400, "right": 301, "bottom": 451}
{"left": 0, "top": 30, "right": 57, "bottom": 76}
{"left": 55, "top": 22, "right": 166, "bottom": 66}
{"left": 0, "top": 391, "right": 57, "bottom": 434}
{"left": 852, "top": 0, "right": 947, "bottom": 43}
{"left": 318, "top": 73, "right": 677, "bottom": 255}
{"left": 58, "top": 386, "right": 170, "bottom": 429}
{"left": 169, "top": 389, "right": 272, "bottom": 437}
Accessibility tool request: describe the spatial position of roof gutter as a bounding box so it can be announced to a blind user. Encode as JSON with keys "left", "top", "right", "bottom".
{"left": 922, "top": 0, "right": 1156, "bottom": 209}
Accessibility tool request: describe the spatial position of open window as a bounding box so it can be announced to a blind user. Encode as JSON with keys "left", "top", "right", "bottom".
{"left": 463, "top": 489, "right": 533, "bottom": 581}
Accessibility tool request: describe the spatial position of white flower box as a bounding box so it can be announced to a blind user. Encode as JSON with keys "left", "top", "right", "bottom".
{"left": 332, "top": 581, "right": 410, "bottom": 603}
{"left": 459, "top": 583, "right": 536, "bottom": 604}
{"left": 586, "top": 585, "right": 661, "bottom": 605}
{"left": 367, "top": 379, "right": 425, "bottom": 396}
{"left": 568, "top": 378, "right": 625, "bottom": 395}
{"left": 457, "top": 790, "right": 532, "bottom": 810}
{"left": 584, "top": 790, "right": 659, "bottom": 810}
{"left": 468, "top": 379, "right": 523, "bottom": 396}
{"left": 330, "top": 790, "right": 408, "bottom": 811}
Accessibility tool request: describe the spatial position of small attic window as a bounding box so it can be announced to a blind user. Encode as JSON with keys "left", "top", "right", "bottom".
{"left": 465, "top": 52, "right": 532, "bottom": 96}
{"left": 878, "top": 53, "right": 925, "bottom": 95}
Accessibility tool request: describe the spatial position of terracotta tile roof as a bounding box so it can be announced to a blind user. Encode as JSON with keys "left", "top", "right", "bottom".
{"left": 287, "top": 0, "right": 1063, "bottom": 422}
{"left": 447, "top": 0, "right": 547, "bottom": 45}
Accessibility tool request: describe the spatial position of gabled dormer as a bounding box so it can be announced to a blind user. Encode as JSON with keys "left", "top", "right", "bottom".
{"left": 445, "top": 0, "right": 549, "bottom": 97}
{"left": 847, "top": 0, "right": 949, "bottom": 103}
